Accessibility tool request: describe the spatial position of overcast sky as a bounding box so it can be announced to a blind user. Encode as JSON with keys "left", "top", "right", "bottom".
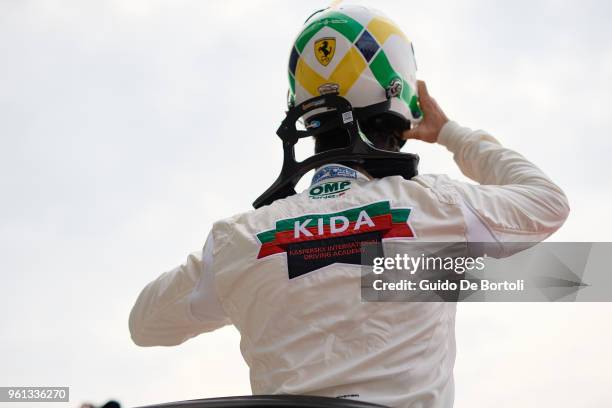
{"left": 1, "top": 1, "right": 611, "bottom": 407}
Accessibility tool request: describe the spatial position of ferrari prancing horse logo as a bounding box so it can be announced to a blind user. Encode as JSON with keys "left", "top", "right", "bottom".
{"left": 314, "top": 37, "right": 336, "bottom": 66}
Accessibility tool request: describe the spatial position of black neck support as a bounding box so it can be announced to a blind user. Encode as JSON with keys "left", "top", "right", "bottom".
{"left": 252, "top": 94, "right": 419, "bottom": 209}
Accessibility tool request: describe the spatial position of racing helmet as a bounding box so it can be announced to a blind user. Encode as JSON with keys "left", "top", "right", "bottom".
{"left": 287, "top": 4, "right": 422, "bottom": 136}
{"left": 253, "top": 5, "right": 422, "bottom": 208}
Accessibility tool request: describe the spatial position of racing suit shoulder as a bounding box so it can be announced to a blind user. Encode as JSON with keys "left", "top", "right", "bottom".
{"left": 210, "top": 170, "right": 472, "bottom": 255}
{"left": 210, "top": 199, "right": 292, "bottom": 252}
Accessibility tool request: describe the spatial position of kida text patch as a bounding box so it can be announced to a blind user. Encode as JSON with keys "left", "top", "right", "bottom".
{"left": 255, "top": 201, "right": 415, "bottom": 278}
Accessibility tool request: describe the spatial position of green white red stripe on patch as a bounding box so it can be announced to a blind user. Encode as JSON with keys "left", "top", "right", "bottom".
{"left": 256, "top": 201, "right": 415, "bottom": 259}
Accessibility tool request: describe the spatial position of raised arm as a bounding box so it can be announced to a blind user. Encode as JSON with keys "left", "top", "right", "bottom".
{"left": 404, "top": 81, "right": 569, "bottom": 247}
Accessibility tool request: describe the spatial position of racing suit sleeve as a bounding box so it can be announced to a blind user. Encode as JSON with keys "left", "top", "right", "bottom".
{"left": 129, "top": 232, "right": 230, "bottom": 347}
{"left": 437, "top": 121, "right": 570, "bottom": 254}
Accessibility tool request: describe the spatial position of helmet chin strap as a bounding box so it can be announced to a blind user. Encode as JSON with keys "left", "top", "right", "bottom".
{"left": 253, "top": 94, "right": 419, "bottom": 209}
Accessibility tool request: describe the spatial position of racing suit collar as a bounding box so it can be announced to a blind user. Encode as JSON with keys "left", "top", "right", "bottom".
{"left": 310, "top": 163, "right": 370, "bottom": 186}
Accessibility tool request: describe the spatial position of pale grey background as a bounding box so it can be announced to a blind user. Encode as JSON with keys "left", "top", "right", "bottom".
{"left": 1, "top": 0, "right": 611, "bottom": 407}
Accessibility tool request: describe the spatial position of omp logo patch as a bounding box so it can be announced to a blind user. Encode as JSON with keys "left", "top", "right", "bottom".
{"left": 255, "top": 201, "right": 416, "bottom": 278}
{"left": 309, "top": 181, "right": 351, "bottom": 199}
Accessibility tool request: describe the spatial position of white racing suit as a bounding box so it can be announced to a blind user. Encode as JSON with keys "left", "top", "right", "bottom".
{"left": 129, "top": 121, "right": 569, "bottom": 408}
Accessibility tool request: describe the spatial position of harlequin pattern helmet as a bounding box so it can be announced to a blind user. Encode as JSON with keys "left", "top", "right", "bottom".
{"left": 287, "top": 5, "right": 422, "bottom": 128}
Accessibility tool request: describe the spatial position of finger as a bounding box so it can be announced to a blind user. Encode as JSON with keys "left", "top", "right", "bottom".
{"left": 401, "top": 124, "right": 422, "bottom": 141}
{"left": 416, "top": 80, "right": 433, "bottom": 109}
{"left": 418, "top": 80, "right": 432, "bottom": 104}
{"left": 417, "top": 80, "right": 429, "bottom": 98}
